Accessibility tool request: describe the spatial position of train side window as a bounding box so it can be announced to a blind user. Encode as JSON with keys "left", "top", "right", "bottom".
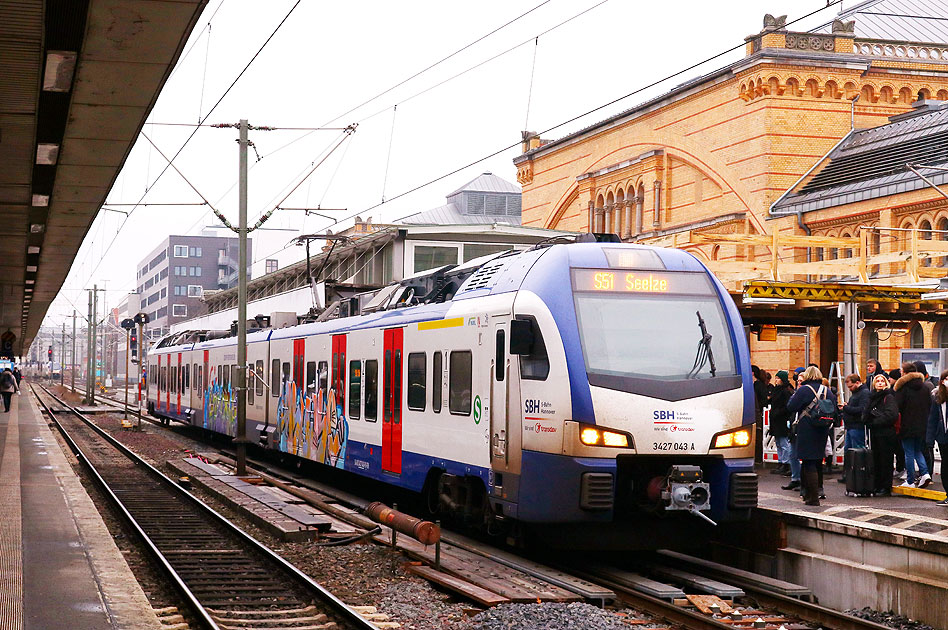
{"left": 247, "top": 365, "right": 254, "bottom": 406}
{"left": 495, "top": 330, "right": 505, "bottom": 381}
{"left": 231, "top": 365, "right": 240, "bottom": 393}
{"left": 271, "top": 359, "right": 280, "bottom": 396}
{"left": 193, "top": 363, "right": 198, "bottom": 390}
{"left": 318, "top": 361, "right": 328, "bottom": 406}
{"left": 218, "top": 364, "right": 222, "bottom": 386}
{"left": 449, "top": 351, "right": 473, "bottom": 415}
{"left": 517, "top": 317, "right": 550, "bottom": 381}
{"left": 184, "top": 364, "right": 190, "bottom": 390}
{"left": 282, "top": 362, "right": 291, "bottom": 392}
{"left": 393, "top": 350, "right": 402, "bottom": 425}
{"left": 349, "top": 361, "right": 361, "bottom": 419}
{"left": 306, "top": 361, "right": 317, "bottom": 396}
{"left": 365, "top": 359, "right": 378, "bottom": 421}
{"left": 172, "top": 366, "right": 177, "bottom": 393}
{"left": 198, "top": 365, "right": 203, "bottom": 391}
{"left": 255, "top": 360, "right": 264, "bottom": 397}
{"left": 407, "top": 352, "right": 426, "bottom": 411}
{"left": 432, "top": 351, "right": 442, "bottom": 413}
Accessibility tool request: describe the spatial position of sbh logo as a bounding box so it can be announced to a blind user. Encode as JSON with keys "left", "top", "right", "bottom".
{"left": 653, "top": 410, "right": 676, "bottom": 420}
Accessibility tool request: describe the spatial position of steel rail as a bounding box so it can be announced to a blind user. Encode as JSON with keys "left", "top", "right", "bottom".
{"left": 33, "top": 384, "right": 377, "bottom": 630}
{"left": 32, "top": 384, "right": 219, "bottom": 630}
{"left": 77, "top": 383, "right": 899, "bottom": 630}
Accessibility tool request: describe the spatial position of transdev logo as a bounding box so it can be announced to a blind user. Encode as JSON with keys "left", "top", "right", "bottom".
{"left": 535, "top": 422, "right": 556, "bottom": 434}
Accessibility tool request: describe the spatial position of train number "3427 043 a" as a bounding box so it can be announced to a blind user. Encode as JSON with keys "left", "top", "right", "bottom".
{"left": 653, "top": 442, "right": 695, "bottom": 451}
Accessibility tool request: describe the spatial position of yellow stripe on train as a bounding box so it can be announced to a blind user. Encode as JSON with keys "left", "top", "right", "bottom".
{"left": 417, "top": 317, "right": 464, "bottom": 331}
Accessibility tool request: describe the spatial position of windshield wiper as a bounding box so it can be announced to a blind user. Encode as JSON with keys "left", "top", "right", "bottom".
{"left": 688, "top": 310, "right": 717, "bottom": 378}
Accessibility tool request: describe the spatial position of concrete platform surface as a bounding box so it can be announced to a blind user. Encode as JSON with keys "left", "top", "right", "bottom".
{"left": 757, "top": 462, "right": 948, "bottom": 546}
{"left": 0, "top": 385, "right": 163, "bottom": 630}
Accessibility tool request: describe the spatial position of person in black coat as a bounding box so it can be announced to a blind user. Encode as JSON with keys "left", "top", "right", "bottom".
{"left": 787, "top": 366, "right": 835, "bottom": 506}
{"left": 769, "top": 370, "right": 793, "bottom": 475}
{"left": 926, "top": 369, "right": 948, "bottom": 505}
{"left": 837, "top": 374, "right": 869, "bottom": 483}
{"left": 894, "top": 363, "right": 933, "bottom": 488}
{"left": 863, "top": 373, "right": 899, "bottom": 496}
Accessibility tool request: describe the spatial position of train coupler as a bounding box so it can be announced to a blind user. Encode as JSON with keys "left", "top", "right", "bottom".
{"left": 661, "top": 465, "right": 716, "bottom": 526}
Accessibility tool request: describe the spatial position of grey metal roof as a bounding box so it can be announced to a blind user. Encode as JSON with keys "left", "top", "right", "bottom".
{"left": 447, "top": 172, "right": 521, "bottom": 197}
{"left": 813, "top": 0, "right": 948, "bottom": 44}
{"left": 772, "top": 101, "right": 948, "bottom": 215}
{"left": 399, "top": 203, "right": 521, "bottom": 226}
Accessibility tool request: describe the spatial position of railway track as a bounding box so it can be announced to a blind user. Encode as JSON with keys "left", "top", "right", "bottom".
{"left": 33, "top": 384, "right": 377, "bottom": 630}
{"left": 58, "top": 382, "right": 903, "bottom": 630}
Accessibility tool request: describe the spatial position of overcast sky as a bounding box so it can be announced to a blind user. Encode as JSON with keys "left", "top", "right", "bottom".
{"left": 40, "top": 0, "right": 849, "bottom": 329}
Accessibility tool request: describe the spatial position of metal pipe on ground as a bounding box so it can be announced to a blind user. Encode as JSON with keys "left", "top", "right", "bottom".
{"left": 364, "top": 502, "right": 441, "bottom": 546}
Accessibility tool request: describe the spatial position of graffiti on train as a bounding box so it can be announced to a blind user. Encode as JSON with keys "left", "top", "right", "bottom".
{"left": 276, "top": 380, "right": 348, "bottom": 468}
{"left": 203, "top": 366, "right": 237, "bottom": 435}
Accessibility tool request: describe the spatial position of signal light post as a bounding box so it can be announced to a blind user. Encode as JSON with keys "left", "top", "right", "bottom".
{"left": 121, "top": 318, "right": 135, "bottom": 423}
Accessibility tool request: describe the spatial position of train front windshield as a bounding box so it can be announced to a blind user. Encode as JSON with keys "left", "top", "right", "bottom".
{"left": 572, "top": 269, "right": 736, "bottom": 381}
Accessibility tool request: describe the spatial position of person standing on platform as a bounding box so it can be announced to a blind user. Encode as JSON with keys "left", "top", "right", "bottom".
{"left": 787, "top": 366, "right": 835, "bottom": 506}
{"left": 864, "top": 373, "right": 899, "bottom": 496}
{"left": 886, "top": 367, "right": 906, "bottom": 479}
{"left": 0, "top": 368, "right": 17, "bottom": 412}
{"left": 915, "top": 361, "right": 936, "bottom": 478}
{"left": 867, "top": 358, "right": 888, "bottom": 381}
{"left": 770, "top": 370, "right": 793, "bottom": 476}
{"left": 12, "top": 366, "right": 21, "bottom": 387}
{"left": 838, "top": 373, "right": 869, "bottom": 483}
{"left": 894, "top": 363, "right": 933, "bottom": 488}
{"left": 753, "top": 365, "right": 768, "bottom": 464}
{"left": 926, "top": 369, "right": 948, "bottom": 506}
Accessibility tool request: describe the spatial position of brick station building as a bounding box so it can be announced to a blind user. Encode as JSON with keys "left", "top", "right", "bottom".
{"left": 514, "top": 1, "right": 948, "bottom": 376}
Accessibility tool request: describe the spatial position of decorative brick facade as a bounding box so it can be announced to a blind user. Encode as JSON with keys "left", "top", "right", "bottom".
{"left": 516, "top": 13, "right": 948, "bottom": 376}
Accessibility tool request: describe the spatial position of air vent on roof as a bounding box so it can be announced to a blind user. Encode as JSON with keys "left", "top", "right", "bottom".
{"left": 459, "top": 259, "right": 507, "bottom": 293}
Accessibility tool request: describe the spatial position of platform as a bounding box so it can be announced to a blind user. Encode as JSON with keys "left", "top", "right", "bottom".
{"left": 0, "top": 385, "right": 163, "bottom": 630}
{"left": 756, "top": 461, "right": 948, "bottom": 545}
{"left": 745, "top": 462, "right": 948, "bottom": 629}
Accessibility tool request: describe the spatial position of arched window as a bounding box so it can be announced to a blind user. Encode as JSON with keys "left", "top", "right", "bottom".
{"left": 938, "top": 217, "right": 948, "bottom": 267}
{"left": 939, "top": 324, "right": 948, "bottom": 349}
{"left": 910, "top": 324, "right": 925, "bottom": 349}
{"left": 920, "top": 219, "right": 933, "bottom": 266}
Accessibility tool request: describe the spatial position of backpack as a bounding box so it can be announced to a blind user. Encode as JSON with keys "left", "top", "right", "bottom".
{"left": 801, "top": 384, "right": 837, "bottom": 430}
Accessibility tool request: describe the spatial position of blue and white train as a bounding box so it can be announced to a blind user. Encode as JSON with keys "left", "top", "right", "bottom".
{"left": 147, "top": 240, "right": 757, "bottom": 548}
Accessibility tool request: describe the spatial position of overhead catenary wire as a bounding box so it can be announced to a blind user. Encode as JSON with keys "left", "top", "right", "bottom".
{"left": 241, "top": 0, "right": 846, "bottom": 267}
{"left": 355, "top": 0, "right": 612, "bottom": 126}
{"left": 328, "top": 0, "right": 847, "bottom": 231}
{"left": 74, "top": 0, "right": 304, "bottom": 288}
{"left": 318, "top": 0, "right": 554, "bottom": 129}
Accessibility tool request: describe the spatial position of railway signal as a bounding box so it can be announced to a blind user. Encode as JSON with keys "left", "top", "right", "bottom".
{"left": 121, "top": 318, "right": 135, "bottom": 425}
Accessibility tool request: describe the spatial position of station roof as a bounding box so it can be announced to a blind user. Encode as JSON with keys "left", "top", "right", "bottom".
{"left": 771, "top": 100, "right": 948, "bottom": 216}
{"left": 0, "top": 0, "right": 206, "bottom": 355}
{"left": 813, "top": 0, "right": 948, "bottom": 44}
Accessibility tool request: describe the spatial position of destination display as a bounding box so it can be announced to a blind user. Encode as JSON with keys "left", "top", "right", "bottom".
{"left": 571, "top": 269, "right": 712, "bottom": 295}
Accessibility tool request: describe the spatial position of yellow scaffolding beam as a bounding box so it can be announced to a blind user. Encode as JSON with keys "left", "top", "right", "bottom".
{"left": 743, "top": 281, "right": 947, "bottom": 305}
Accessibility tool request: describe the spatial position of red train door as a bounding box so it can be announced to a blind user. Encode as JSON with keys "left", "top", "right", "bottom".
{"left": 331, "top": 334, "right": 346, "bottom": 412}
{"left": 177, "top": 352, "right": 182, "bottom": 414}
{"left": 203, "top": 350, "right": 209, "bottom": 408}
{"left": 382, "top": 328, "right": 403, "bottom": 474}
{"left": 292, "top": 339, "right": 305, "bottom": 392}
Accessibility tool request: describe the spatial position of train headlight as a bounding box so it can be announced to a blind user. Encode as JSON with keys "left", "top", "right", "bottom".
{"left": 579, "top": 424, "right": 632, "bottom": 448}
{"left": 711, "top": 427, "right": 752, "bottom": 449}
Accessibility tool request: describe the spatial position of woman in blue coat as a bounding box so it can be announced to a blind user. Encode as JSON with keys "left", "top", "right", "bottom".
{"left": 786, "top": 366, "right": 836, "bottom": 506}
{"left": 927, "top": 369, "right": 948, "bottom": 506}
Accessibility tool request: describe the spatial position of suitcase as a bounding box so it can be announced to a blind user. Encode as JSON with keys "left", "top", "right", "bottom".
{"left": 845, "top": 447, "right": 874, "bottom": 496}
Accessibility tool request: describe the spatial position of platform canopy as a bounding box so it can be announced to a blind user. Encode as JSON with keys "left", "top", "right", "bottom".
{"left": 0, "top": 0, "right": 206, "bottom": 356}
